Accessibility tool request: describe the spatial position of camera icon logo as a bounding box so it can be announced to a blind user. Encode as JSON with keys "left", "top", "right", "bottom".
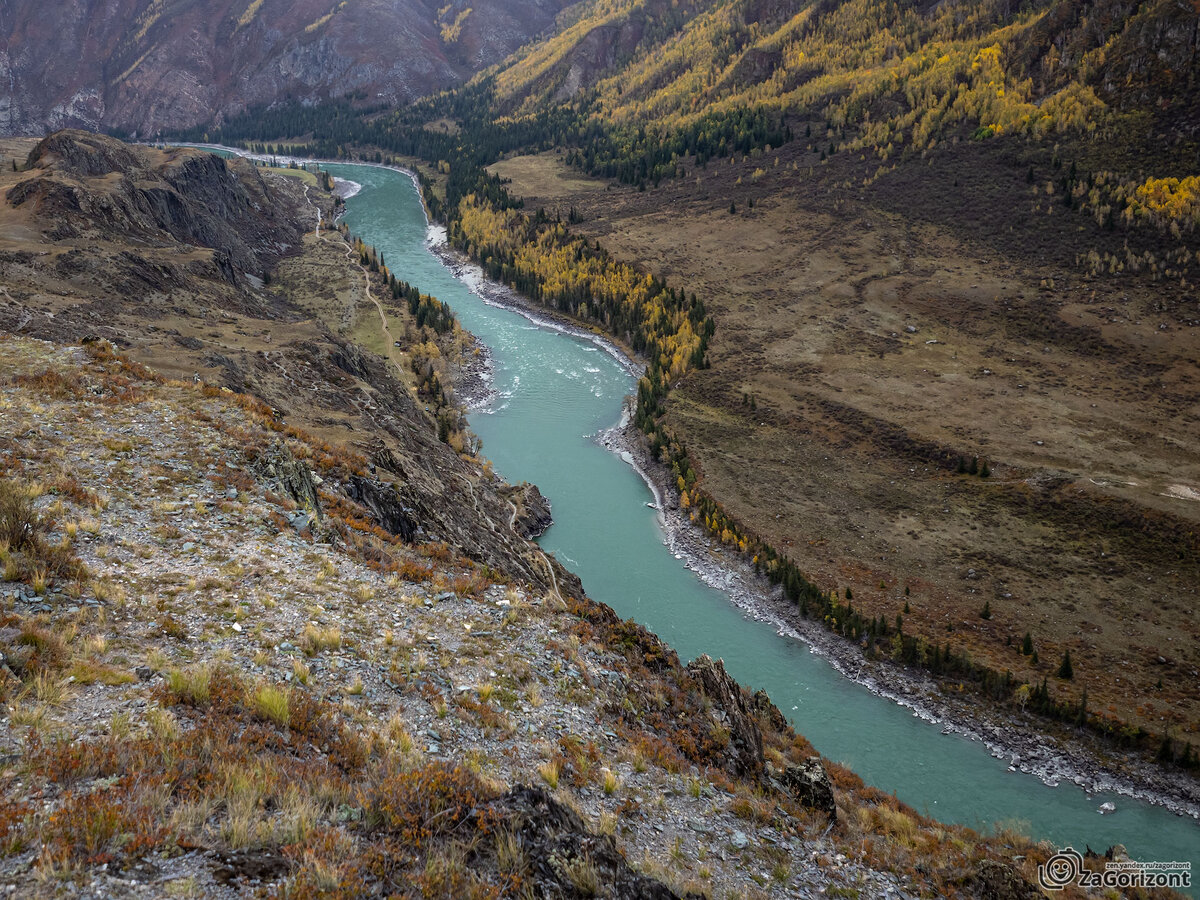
{"left": 1039, "top": 848, "right": 1084, "bottom": 890}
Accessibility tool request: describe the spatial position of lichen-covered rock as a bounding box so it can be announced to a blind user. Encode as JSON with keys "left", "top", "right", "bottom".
{"left": 252, "top": 440, "right": 322, "bottom": 521}
{"left": 781, "top": 757, "right": 837, "bottom": 820}
{"left": 685, "top": 654, "right": 763, "bottom": 777}
{"left": 971, "top": 859, "right": 1040, "bottom": 900}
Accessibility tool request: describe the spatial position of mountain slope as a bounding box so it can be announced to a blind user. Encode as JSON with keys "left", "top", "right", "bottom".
{"left": 0, "top": 0, "right": 572, "bottom": 137}
{"left": 489, "top": 0, "right": 1199, "bottom": 143}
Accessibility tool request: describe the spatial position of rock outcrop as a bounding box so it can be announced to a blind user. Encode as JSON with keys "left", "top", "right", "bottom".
{"left": 971, "top": 859, "right": 1041, "bottom": 900}
{"left": 506, "top": 481, "right": 554, "bottom": 539}
{"left": 346, "top": 475, "right": 418, "bottom": 543}
{"left": 780, "top": 758, "right": 837, "bottom": 821}
{"left": 501, "top": 786, "right": 702, "bottom": 899}
{"left": 252, "top": 440, "right": 323, "bottom": 522}
{"left": 685, "top": 654, "right": 764, "bottom": 777}
{"left": 8, "top": 132, "right": 298, "bottom": 276}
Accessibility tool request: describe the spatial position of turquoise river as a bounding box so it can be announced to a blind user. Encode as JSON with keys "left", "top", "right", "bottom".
{"left": 310, "top": 159, "right": 1196, "bottom": 886}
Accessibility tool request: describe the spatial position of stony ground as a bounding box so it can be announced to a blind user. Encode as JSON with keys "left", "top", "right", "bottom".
{"left": 0, "top": 335, "right": 1021, "bottom": 899}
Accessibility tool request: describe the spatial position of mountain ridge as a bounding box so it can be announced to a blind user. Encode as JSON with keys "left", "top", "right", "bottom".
{"left": 0, "top": 0, "right": 573, "bottom": 137}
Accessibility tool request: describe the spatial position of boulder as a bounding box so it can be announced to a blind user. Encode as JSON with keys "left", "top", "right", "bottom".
{"left": 780, "top": 757, "right": 836, "bottom": 820}
{"left": 685, "top": 654, "right": 763, "bottom": 777}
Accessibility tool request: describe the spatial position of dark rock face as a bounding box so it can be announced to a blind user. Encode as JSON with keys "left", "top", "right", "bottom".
{"left": 0, "top": 0, "right": 574, "bottom": 137}
{"left": 346, "top": 475, "right": 418, "bottom": 543}
{"left": 253, "top": 440, "right": 323, "bottom": 520}
{"left": 22, "top": 130, "right": 143, "bottom": 178}
{"left": 971, "top": 859, "right": 1040, "bottom": 900}
{"left": 685, "top": 654, "right": 764, "bottom": 777}
{"left": 780, "top": 758, "right": 837, "bottom": 821}
{"left": 330, "top": 342, "right": 372, "bottom": 380}
{"left": 507, "top": 481, "right": 553, "bottom": 539}
{"left": 750, "top": 688, "right": 788, "bottom": 734}
{"left": 9, "top": 131, "right": 300, "bottom": 276}
{"left": 500, "top": 785, "right": 702, "bottom": 899}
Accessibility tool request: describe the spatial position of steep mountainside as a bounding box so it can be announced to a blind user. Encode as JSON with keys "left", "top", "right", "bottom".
{"left": 0, "top": 132, "right": 549, "bottom": 585}
{"left": 0, "top": 129, "right": 1084, "bottom": 899}
{"left": 0, "top": 0, "right": 571, "bottom": 137}
{"left": 489, "top": 0, "right": 1199, "bottom": 141}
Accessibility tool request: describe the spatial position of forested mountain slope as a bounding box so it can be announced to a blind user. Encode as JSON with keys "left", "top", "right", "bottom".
{"left": 491, "top": 0, "right": 1199, "bottom": 143}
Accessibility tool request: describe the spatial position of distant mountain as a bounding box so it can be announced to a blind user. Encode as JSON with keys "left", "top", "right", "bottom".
{"left": 0, "top": 0, "right": 572, "bottom": 137}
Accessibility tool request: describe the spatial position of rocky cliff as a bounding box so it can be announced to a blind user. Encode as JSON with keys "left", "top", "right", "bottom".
{"left": 0, "top": 0, "right": 572, "bottom": 137}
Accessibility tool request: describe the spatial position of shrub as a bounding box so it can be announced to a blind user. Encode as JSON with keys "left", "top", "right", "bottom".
{"left": 0, "top": 479, "right": 42, "bottom": 551}
{"left": 360, "top": 763, "right": 494, "bottom": 849}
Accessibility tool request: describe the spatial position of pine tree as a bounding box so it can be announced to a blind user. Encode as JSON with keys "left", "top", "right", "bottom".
{"left": 980, "top": 601, "right": 991, "bottom": 620}
{"left": 1021, "top": 632, "right": 1033, "bottom": 655}
{"left": 1057, "top": 649, "right": 1074, "bottom": 679}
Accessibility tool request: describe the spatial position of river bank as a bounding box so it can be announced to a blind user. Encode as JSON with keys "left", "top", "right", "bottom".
{"left": 598, "top": 408, "right": 1200, "bottom": 822}
{"left": 421, "top": 208, "right": 1200, "bottom": 824}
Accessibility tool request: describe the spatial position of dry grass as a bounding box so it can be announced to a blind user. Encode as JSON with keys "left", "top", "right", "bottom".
{"left": 253, "top": 683, "right": 290, "bottom": 727}
{"left": 301, "top": 624, "right": 342, "bottom": 655}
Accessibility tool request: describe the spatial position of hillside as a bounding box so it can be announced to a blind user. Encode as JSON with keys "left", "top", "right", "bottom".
{"left": 187, "top": 0, "right": 1200, "bottom": 772}
{"left": 0, "top": 130, "right": 1098, "bottom": 897}
{"left": 489, "top": 0, "right": 1199, "bottom": 144}
{"left": 0, "top": 334, "right": 1066, "bottom": 898}
{"left": 0, "top": 0, "right": 572, "bottom": 137}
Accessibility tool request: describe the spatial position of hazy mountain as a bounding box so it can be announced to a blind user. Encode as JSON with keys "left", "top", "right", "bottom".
{"left": 0, "top": 0, "right": 572, "bottom": 137}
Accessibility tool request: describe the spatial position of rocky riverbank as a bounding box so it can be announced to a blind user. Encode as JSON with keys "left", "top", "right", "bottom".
{"left": 600, "top": 406, "right": 1200, "bottom": 823}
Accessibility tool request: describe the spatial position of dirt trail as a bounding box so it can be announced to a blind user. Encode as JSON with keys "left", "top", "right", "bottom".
{"left": 323, "top": 230, "right": 405, "bottom": 377}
